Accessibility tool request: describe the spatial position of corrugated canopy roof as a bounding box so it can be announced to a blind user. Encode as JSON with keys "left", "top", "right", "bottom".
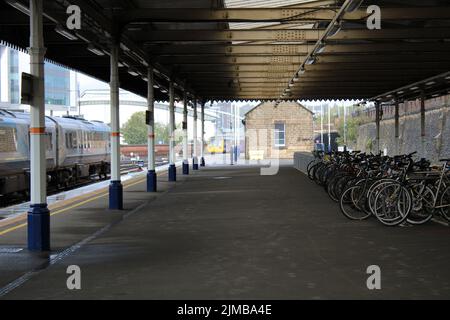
{"left": 1, "top": 0, "right": 450, "bottom": 103}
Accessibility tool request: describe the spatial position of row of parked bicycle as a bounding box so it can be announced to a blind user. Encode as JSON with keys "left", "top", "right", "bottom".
{"left": 306, "top": 151, "right": 450, "bottom": 226}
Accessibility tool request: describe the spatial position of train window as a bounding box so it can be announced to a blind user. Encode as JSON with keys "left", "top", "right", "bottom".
{"left": 65, "top": 132, "right": 71, "bottom": 149}
{"left": 66, "top": 131, "right": 78, "bottom": 149}
{"left": 0, "top": 127, "right": 17, "bottom": 152}
{"left": 44, "top": 132, "right": 52, "bottom": 151}
{"left": 74, "top": 131, "right": 80, "bottom": 149}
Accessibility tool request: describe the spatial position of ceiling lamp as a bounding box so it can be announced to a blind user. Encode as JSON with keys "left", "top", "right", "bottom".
{"left": 5, "top": 0, "right": 29, "bottom": 15}
{"left": 128, "top": 68, "right": 139, "bottom": 76}
{"left": 315, "top": 41, "right": 326, "bottom": 54}
{"left": 305, "top": 56, "right": 316, "bottom": 65}
{"left": 326, "top": 21, "right": 342, "bottom": 38}
{"left": 87, "top": 44, "right": 105, "bottom": 56}
{"left": 55, "top": 25, "right": 78, "bottom": 41}
{"left": 345, "top": 0, "right": 365, "bottom": 13}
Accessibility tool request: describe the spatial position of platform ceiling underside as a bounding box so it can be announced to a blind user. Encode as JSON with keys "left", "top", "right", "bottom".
{"left": 1, "top": 0, "right": 450, "bottom": 102}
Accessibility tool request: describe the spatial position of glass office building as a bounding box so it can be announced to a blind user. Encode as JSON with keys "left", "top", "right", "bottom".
{"left": 0, "top": 44, "right": 75, "bottom": 115}
{"left": 44, "top": 63, "right": 70, "bottom": 107}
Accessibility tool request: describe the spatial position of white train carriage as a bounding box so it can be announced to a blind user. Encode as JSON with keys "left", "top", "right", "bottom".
{"left": 0, "top": 110, "right": 110, "bottom": 196}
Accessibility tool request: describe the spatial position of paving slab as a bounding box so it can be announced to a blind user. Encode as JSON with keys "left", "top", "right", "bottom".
{"left": 1, "top": 164, "right": 449, "bottom": 299}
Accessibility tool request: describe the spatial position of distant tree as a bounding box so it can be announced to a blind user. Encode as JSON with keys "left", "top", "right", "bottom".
{"left": 121, "top": 111, "right": 147, "bottom": 145}
{"left": 121, "top": 111, "right": 183, "bottom": 145}
{"left": 336, "top": 116, "right": 361, "bottom": 147}
{"left": 154, "top": 122, "right": 169, "bottom": 144}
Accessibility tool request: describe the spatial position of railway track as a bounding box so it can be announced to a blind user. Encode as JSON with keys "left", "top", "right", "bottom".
{"left": 0, "top": 160, "right": 169, "bottom": 209}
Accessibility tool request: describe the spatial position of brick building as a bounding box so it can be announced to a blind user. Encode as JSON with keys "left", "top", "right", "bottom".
{"left": 244, "top": 101, "right": 314, "bottom": 159}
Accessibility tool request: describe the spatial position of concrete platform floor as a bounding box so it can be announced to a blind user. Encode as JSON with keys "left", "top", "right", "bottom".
{"left": 1, "top": 163, "right": 450, "bottom": 299}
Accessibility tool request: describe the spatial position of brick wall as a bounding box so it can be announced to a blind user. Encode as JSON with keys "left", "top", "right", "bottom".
{"left": 245, "top": 101, "right": 314, "bottom": 159}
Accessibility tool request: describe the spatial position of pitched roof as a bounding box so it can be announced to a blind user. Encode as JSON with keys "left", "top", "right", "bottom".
{"left": 244, "top": 100, "right": 314, "bottom": 117}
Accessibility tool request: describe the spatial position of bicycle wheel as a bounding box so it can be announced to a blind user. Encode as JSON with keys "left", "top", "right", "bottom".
{"left": 373, "top": 183, "right": 412, "bottom": 226}
{"left": 307, "top": 160, "right": 317, "bottom": 180}
{"left": 368, "top": 179, "right": 398, "bottom": 215}
{"left": 308, "top": 162, "right": 320, "bottom": 181}
{"left": 407, "top": 183, "right": 435, "bottom": 225}
{"left": 334, "top": 175, "right": 355, "bottom": 200}
{"left": 439, "top": 186, "right": 450, "bottom": 221}
{"left": 327, "top": 173, "right": 345, "bottom": 202}
{"left": 339, "top": 185, "right": 372, "bottom": 220}
{"left": 314, "top": 164, "right": 327, "bottom": 186}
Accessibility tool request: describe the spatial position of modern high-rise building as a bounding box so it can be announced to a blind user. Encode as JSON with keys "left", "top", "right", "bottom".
{"left": 0, "top": 44, "right": 77, "bottom": 115}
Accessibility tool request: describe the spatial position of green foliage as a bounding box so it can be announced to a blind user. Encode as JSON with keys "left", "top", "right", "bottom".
{"left": 366, "top": 138, "right": 374, "bottom": 152}
{"left": 121, "top": 111, "right": 183, "bottom": 145}
{"left": 336, "top": 116, "right": 362, "bottom": 146}
{"left": 154, "top": 122, "right": 170, "bottom": 144}
{"left": 121, "top": 111, "right": 147, "bottom": 145}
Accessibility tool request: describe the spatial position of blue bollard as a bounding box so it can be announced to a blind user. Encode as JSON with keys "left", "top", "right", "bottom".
{"left": 168, "top": 164, "right": 177, "bottom": 181}
{"left": 109, "top": 180, "right": 123, "bottom": 210}
{"left": 27, "top": 203, "right": 50, "bottom": 251}
{"left": 147, "top": 170, "right": 157, "bottom": 192}
{"left": 182, "top": 161, "right": 189, "bottom": 175}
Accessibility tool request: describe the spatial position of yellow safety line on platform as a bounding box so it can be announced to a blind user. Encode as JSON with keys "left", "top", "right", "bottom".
{"left": 0, "top": 177, "right": 147, "bottom": 237}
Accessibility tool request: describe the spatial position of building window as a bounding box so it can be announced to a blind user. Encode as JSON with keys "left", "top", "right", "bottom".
{"left": 8, "top": 49, "right": 20, "bottom": 104}
{"left": 274, "top": 122, "right": 285, "bottom": 147}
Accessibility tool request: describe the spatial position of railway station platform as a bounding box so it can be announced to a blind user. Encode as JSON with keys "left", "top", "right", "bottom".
{"left": 0, "top": 162, "right": 450, "bottom": 299}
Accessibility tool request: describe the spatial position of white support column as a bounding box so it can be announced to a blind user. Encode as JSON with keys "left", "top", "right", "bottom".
{"left": 28, "top": 0, "right": 49, "bottom": 251}
{"left": 192, "top": 98, "right": 199, "bottom": 170}
{"left": 200, "top": 102, "right": 206, "bottom": 166}
{"left": 146, "top": 67, "right": 157, "bottom": 192}
{"left": 168, "top": 81, "right": 176, "bottom": 181}
{"left": 182, "top": 91, "right": 189, "bottom": 174}
{"left": 108, "top": 43, "right": 123, "bottom": 209}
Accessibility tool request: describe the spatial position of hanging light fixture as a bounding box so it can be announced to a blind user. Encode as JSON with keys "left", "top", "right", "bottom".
{"left": 326, "top": 21, "right": 342, "bottom": 38}
{"left": 305, "top": 56, "right": 316, "bottom": 65}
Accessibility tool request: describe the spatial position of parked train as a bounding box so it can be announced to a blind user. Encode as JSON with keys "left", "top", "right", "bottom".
{"left": 0, "top": 109, "right": 110, "bottom": 197}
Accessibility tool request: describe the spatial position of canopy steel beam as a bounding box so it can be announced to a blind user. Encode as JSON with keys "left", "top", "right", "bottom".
{"left": 173, "top": 63, "right": 450, "bottom": 72}
{"left": 119, "top": 7, "right": 450, "bottom": 24}
{"left": 147, "top": 43, "right": 450, "bottom": 56}
{"left": 155, "top": 53, "right": 450, "bottom": 65}
{"left": 135, "top": 28, "right": 450, "bottom": 43}
{"left": 173, "top": 62, "right": 450, "bottom": 72}
{"left": 186, "top": 79, "right": 406, "bottom": 85}
{"left": 186, "top": 78, "right": 421, "bottom": 85}
{"left": 178, "top": 69, "right": 445, "bottom": 77}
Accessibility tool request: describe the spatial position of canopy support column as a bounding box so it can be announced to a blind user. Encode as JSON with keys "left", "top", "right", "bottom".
{"left": 192, "top": 98, "right": 199, "bottom": 170}
{"left": 147, "top": 67, "right": 157, "bottom": 192}
{"left": 394, "top": 99, "right": 400, "bottom": 154}
{"left": 420, "top": 90, "right": 426, "bottom": 157}
{"left": 421, "top": 91, "right": 426, "bottom": 137}
{"left": 182, "top": 91, "right": 189, "bottom": 175}
{"left": 375, "top": 101, "right": 381, "bottom": 153}
{"left": 109, "top": 42, "right": 123, "bottom": 210}
{"left": 200, "top": 102, "right": 206, "bottom": 167}
{"left": 168, "top": 81, "right": 176, "bottom": 181}
{"left": 27, "top": 0, "right": 49, "bottom": 251}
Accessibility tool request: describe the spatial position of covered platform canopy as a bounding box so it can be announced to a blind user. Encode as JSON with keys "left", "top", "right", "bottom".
{"left": 1, "top": 0, "right": 450, "bottom": 102}
{"left": 1, "top": 0, "right": 450, "bottom": 253}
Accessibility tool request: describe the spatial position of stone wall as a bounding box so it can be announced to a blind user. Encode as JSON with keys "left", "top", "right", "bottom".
{"left": 356, "top": 95, "right": 450, "bottom": 163}
{"left": 245, "top": 101, "right": 314, "bottom": 159}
